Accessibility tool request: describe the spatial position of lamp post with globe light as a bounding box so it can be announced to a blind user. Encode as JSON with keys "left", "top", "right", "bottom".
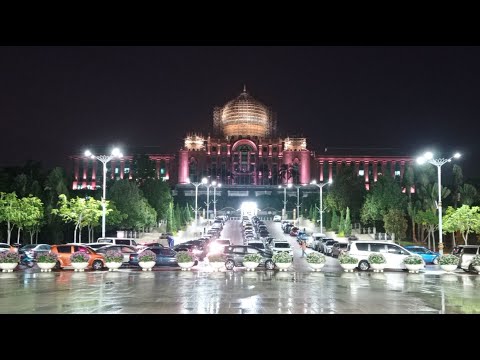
{"left": 187, "top": 178, "right": 203, "bottom": 226}
{"left": 84, "top": 148, "right": 123, "bottom": 238}
{"left": 417, "top": 151, "right": 461, "bottom": 255}
{"left": 278, "top": 183, "right": 292, "bottom": 219}
{"left": 310, "top": 179, "right": 332, "bottom": 233}
{"left": 212, "top": 181, "right": 221, "bottom": 219}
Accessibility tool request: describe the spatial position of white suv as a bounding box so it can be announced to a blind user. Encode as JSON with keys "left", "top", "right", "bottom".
{"left": 270, "top": 240, "right": 293, "bottom": 256}
{"left": 346, "top": 241, "right": 413, "bottom": 271}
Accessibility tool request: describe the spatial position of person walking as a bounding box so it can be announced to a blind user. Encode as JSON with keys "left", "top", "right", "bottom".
{"left": 300, "top": 240, "right": 307, "bottom": 258}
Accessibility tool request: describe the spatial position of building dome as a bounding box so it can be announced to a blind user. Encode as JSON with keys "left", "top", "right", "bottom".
{"left": 220, "top": 88, "right": 271, "bottom": 137}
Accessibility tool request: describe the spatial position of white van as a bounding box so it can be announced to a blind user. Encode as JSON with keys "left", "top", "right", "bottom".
{"left": 96, "top": 237, "right": 139, "bottom": 247}
{"left": 347, "top": 241, "right": 413, "bottom": 271}
{"left": 308, "top": 233, "right": 326, "bottom": 249}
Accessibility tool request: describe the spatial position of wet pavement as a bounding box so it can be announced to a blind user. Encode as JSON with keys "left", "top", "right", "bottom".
{"left": 1, "top": 260, "right": 480, "bottom": 314}
{"left": 1, "top": 220, "right": 480, "bottom": 314}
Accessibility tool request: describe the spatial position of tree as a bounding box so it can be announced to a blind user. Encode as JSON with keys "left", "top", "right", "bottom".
{"left": 324, "top": 166, "right": 366, "bottom": 221}
{"left": 166, "top": 201, "right": 176, "bottom": 233}
{"left": 108, "top": 179, "right": 147, "bottom": 230}
{"left": 383, "top": 209, "right": 408, "bottom": 242}
{"left": 140, "top": 178, "right": 173, "bottom": 223}
{"left": 330, "top": 210, "right": 339, "bottom": 232}
{"left": 360, "top": 176, "right": 407, "bottom": 227}
{"left": 402, "top": 163, "right": 418, "bottom": 241}
{"left": 344, "top": 207, "right": 352, "bottom": 236}
{"left": 0, "top": 192, "right": 22, "bottom": 244}
{"left": 443, "top": 205, "right": 480, "bottom": 245}
{"left": 82, "top": 197, "right": 104, "bottom": 243}
{"left": 459, "top": 184, "right": 478, "bottom": 206}
{"left": 51, "top": 194, "right": 88, "bottom": 243}
{"left": 43, "top": 167, "right": 69, "bottom": 244}
{"left": 19, "top": 195, "right": 44, "bottom": 244}
{"left": 415, "top": 210, "right": 438, "bottom": 250}
{"left": 338, "top": 209, "right": 345, "bottom": 235}
{"left": 452, "top": 164, "right": 464, "bottom": 209}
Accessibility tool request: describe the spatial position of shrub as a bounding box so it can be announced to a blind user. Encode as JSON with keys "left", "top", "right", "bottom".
{"left": 207, "top": 253, "right": 224, "bottom": 262}
{"left": 471, "top": 255, "right": 480, "bottom": 267}
{"left": 138, "top": 250, "right": 156, "bottom": 262}
{"left": 176, "top": 251, "right": 195, "bottom": 263}
{"left": 0, "top": 251, "right": 20, "bottom": 263}
{"left": 403, "top": 255, "right": 424, "bottom": 265}
{"left": 36, "top": 252, "right": 58, "bottom": 263}
{"left": 272, "top": 252, "right": 293, "bottom": 263}
{"left": 368, "top": 253, "right": 386, "bottom": 264}
{"left": 438, "top": 254, "right": 459, "bottom": 266}
{"left": 243, "top": 253, "right": 263, "bottom": 263}
{"left": 338, "top": 254, "right": 358, "bottom": 264}
{"left": 104, "top": 250, "right": 123, "bottom": 263}
{"left": 70, "top": 251, "right": 90, "bottom": 263}
{"left": 306, "top": 252, "right": 326, "bottom": 264}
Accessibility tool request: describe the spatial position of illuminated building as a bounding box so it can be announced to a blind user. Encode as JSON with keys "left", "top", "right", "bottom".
{"left": 70, "top": 87, "right": 413, "bottom": 196}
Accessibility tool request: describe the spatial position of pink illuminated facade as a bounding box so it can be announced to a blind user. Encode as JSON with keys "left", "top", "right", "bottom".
{"left": 177, "top": 88, "right": 413, "bottom": 189}
{"left": 70, "top": 87, "right": 413, "bottom": 192}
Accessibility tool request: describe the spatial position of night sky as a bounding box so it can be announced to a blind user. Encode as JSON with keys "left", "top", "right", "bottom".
{"left": 1, "top": 46, "right": 479, "bottom": 178}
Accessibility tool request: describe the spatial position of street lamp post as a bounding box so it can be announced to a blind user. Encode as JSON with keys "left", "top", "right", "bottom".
{"left": 278, "top": 183, "right": 292, "bottom": 219}
{"left": 417, "top": 151, "right": 461, "bottom": 255}
{"left": 295, "top": 185, "right": 302, "bottom": 223}
{"left": 84, "top": 148, "right": 123, "bottom": 239}
{"left": 187, "top": 178, "right": 203, "bottom": 225}
{"left": 310, "top": 179, "right": 332, "bottom": 233}
{"left": 201, "top": 177, "right": 210, "bottom": 223}
{"left": 212, "top": 181, "right": 221, "bottom": 219}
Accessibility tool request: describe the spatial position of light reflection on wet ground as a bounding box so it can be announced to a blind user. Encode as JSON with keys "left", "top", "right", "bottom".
{"left": 1, "top": 268, "right": 480, "bottom": 314}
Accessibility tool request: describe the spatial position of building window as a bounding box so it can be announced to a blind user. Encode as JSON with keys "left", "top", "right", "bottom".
{"left": 221, "top": 145, "right": 227, "bottom": 153}
{"left": 124, "top": 167, "right": 130, "bottom": 174}
{"left": 272, "top": 146, "right": 277, "bottom": 153}
{"left": 263, "top": 146, "right": 268, "bottom": 153}
{"left": 395, "top": 170, "right": 400, "bottom": 176}
{"left": 160, "top": 168, "right": 165, "bottom": 175}
{"left": 212, "top": 146, "right": 217, "bottom": 153}
{"left": 115, "top": 168, "right": 119, "bottom": 174}
{"left": 358, "top": 169, "right": 364, "bottom": 176}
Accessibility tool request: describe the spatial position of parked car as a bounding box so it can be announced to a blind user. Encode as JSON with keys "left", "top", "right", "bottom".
{"left": 346, "top": 241, "right": 413, "bottom": 271}
{"left": 331, "top": 241, "right": 349, "bottom": 258}
{"left": 458, "top": 245, "right": 480, "bottom": 273}
{"left": 173, "top": 240, "right": 207, "bottom": 260}
{"left": 289, "top": 227, "right": 299, "bottom": 236}
{"left": 452, "top": 245, "right": 465, "bottom": 256}
{"left": 97, "top": 237, "right": 139, "bottom": 247}
{"left": 404, "top": 246, "right": 440, "bottom": 264}
{"left": 322, "top": 239, "right": 337, "bottom": 256}
{"left": 273, "top": 215, "right": 282, "bottom": 222}
{"left": 18, "top": 244, "right": 51, "bottom": 260}
{"left": 129, "top": 247, "right": 179, "bottom": 267}
{"left": 270, "top": 240, "right": 293, "bottom": 256}
{"left": 50, "top": 244, "right": 105, "bottom": 270}
{"left": 315, "top": 237, "right": 334, "bottom": 252}
{"left": 95, "top": 244, "right": 138, "bottom": 263}
{"left": 222, "top": 245, "right": 275, "bottom": 270}
{"left": 308, "top": 233, "right": 326, "bottom": 249}
{"left": 0, "top": 243, "right": 14, "bottom": 252}
{"left": 207, "top": 239, "right": 231, "bottom": 254}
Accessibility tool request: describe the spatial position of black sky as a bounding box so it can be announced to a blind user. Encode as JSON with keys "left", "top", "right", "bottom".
{"left": 0, "top": 46, "right": 479, "bottom": 178}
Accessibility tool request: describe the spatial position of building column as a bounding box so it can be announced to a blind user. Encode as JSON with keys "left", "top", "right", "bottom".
{"left": 319, "top": 160, "right": 324, "bottom": 182}
{"left": 390, "top": 160, "right": 396, "bottom": 178}
{"left": 336, "top": 160, "right": 342, "bottom": 176}
{"left": 363, "top": 161, "right": 369, "bottom": 183}
{"left": 328, "top": 161, "right": 333, "bottom": 183}
{"left": 381, "top": 161, "right": 387, "bottom": 176}
{"left": 83, "top": 158, "right": 88, "bottom": 180}
{"left": 300, "top": 151, "right": 310, "bottom": 185}
{"left": 178, "top": 150, "right": 189, "bottom": 184}
{"left": 120, "top": 159, "right": 125, "bottom": 180}
{"left": 283, "top": 151, "right": 293, "bottom": 185}
{"left": 165, "top": 159, "right": 170, "bottom": 179}
{"left": 227, "top": 144, "right": 231, "bottom": 156}
{"left": 268, "top": 144, "right": 273, "bottom": 157}
{"left": 74, "top": 158, "right": 80, "bottom": 181}
{"left": 400, "top": 161, "right": 406, "bottom": 179}
{"left": 155, "top": 159, "right": 160, "bottom": 179}
{"left": 373, "top": 160, "right": 378, "bottom": 182}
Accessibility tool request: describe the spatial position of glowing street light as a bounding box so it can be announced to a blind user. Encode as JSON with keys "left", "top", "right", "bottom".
{"left": 278, "top": 183, "right": 292, "bottom": 219}
{"left": 212, "top": 181, "right": 221, "bottom": 219}
{"left": 84, "top": 147, "right": 123, "bottom": 238}
{"left": 186, "top": 178, "right": 202, "bottom": 225}
{"left": 417, "top": 151, "right": 461, "bottom": 255}
{"left": 310, "top": 179, "right": 332, "bottom": 233}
